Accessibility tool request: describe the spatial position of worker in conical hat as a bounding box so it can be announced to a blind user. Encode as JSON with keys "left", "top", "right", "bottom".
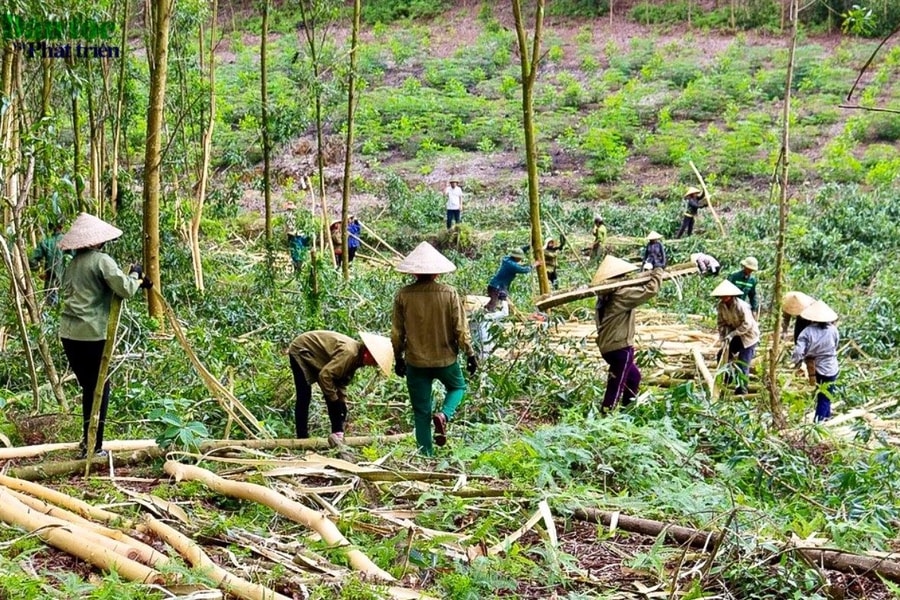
{"left": 690, "top": 252, "right": 720, "bottom": 276}
{"left": 594, "top": 255, "right": 664, "bottom": 412}
{"left": 392, "top": 242, "right": 477, "bottom": 456}
{"left": 58, "top": 213, "right": 152, "bottom": 458}
{"left": 676, "top": 185, "right": 706, "bottom": 238}
{"left": 544, "top": 233, "right": 567, "bottom": 290}
{"left": 288, "top": 330, "right": 392, "bottom": 445}
{"left": 485, "top": 246, "right": 541, "bottom": 312}
{"left": 781, "top": 291, "right": 815, "bottom": 342}
{"left": 727, "top": 256, "right": 760, "bottom": 318}
{"left": 791, "top": 300, "right": 840, "bottom": 422}
{"left": 641, "top": 231, "right": 666, "bottom": 271}
{"left": 711, "top": 279, "right": 760, "bottom": 396}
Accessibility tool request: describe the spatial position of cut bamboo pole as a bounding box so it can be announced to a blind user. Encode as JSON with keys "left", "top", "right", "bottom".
{"left": 85, "top": 296, "right": 122, "bottom": 477}
{"left": 692, "top": 346, "right": 716, "bottom": 397}
{"left": 535, "top": 265, "right": 698, "bottom": 310}
{"left": 359, "top": 221, "right": 404, "bottom": 259}
{"left": 145, "top": 515, "right": 290, "bottom": 600}
{"left": 544, "top": 212, "right": 591, "bottom": 280}
{"left": 688, "top": 160, "right": 725, "bottom": 237}
{"left": 164, "top": 461, "right": 396, "bottom": 582}
{"left": 0, "top": 474, "right": 134, "bottom": 526}
{"left": 0, "top": 488, "right": 164, "bottom": 584}
{"left": 8, "top": 489, "right": 168, "bottom": 567}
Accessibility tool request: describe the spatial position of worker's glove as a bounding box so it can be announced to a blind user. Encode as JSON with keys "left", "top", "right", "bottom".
{"left": 642, "top": 262, "right": 653, "bottom": 271}
{"left": 394, "top": 357, "right": 406, "bottom": 378}
{"left": 129, "top": 263, "right": 143, "bottom": 279}
{"left": 139, "top": 276, "right": 153, "bottom": 290}
{"left": 466, "top": 355, "right": 478, "bottom": 376}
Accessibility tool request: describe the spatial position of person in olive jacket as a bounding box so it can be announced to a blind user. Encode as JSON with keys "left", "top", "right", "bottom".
{"left": 392, "top": 242, "right": 477, "bottom": 455}
{"left": 288, "top": 330, "right": 392, "bottom": 442}
{"left": 593, "top": 255, "right": 664, "bottom": 411}
{"left": 58, "top": 213, "right": 151, "bottom": 458}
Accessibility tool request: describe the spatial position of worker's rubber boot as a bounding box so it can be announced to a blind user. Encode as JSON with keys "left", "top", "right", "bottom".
{"left": 432, "top": 413, "right": 448, "bottom": 447}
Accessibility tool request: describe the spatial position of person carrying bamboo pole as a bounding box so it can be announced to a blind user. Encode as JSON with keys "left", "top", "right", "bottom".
{"left": 676, "top": 186, "right": 707, "bottom": 238}
{"left": 391, "top": 242, "right": 477, "bottom": 455}
{"left": 57, "top": 213, "right": 151, "bottom": 458}
{"left": 711, "top": 279, "right": 760, "bottom": 396}
{"left": 791, "top": 300, "right": 840, "bottom": 423}
{"left": 288, "top": 330, "right": 392, "bottom": 444}
{"left": 593, "top": 255, "right": 664, "bottom": 412}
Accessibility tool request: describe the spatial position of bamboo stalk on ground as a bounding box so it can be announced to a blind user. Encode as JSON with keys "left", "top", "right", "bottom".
{"left": 0, "top": 488, "right": 164, "bottom": 583}
{"left": 164, "top": 461, "right": 395, "bottom": 582}
{"left": 144, "top": 516, "right": 290, "bottom": 600}
{"left": 0, "top": 474, "right": 134, "bottom": 526}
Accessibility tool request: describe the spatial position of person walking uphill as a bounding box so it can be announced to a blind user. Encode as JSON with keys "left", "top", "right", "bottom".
{"left": 712, "top": 279, "right": 760, "bottom": 396}
{"left": 57, "top": 213, "right": 152, "bottom": 458}
{"left": 727, "top": 257, "right": 760, "bottom": 317}
{"left": 642, "top": 231, "right": 667, "bottom": 270}
{"left": 444, "top": 180, "right": 463, "bottom": 229}
{"left": 391, "top": 242, "right": 477, "bottom": 456}
{"left": 791, "top": 300, "right": 840, "bottom": 422}
{"left": 288, "top": 330, "right": 392, "bottom": 443}
{"left": 593, "top": 255, "right": 664, "bottom": 411}
{"left": 676, "top": 186, "right": 707, "bottom": 239}
{"left": 485, "top": 248, "right": 541, "bottom": 311}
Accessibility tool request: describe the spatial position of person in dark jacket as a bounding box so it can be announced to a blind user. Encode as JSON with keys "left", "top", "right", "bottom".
{"left": 347, "top": 216, "right": 362, "bottom": 262}
{"left": 485, "top": 248, "right": 541, "bottom": 311}
{"left": 392, "top": 242, "right": 477, "bottom": 455}
{"left": 29, "top": 220, "right": 72, "bottom": 305}
{"left": 676, "top": 186, "right": 706, "bottom": 238}
{"left": 791, "top": 300, "right": 840, "bottom": 422}
{"left": 544, "top": 234, "right": 567, "bottom": 289}
{"left": 57, "top": 213, "right": 152, "bottom": 458}
{"left": 642, "top": 231, "right": 666, "bottom": 270}
{"left": 593, "top": 255, "right": 664, "bottom": 411}
{"left": 288, "top": 330, "right": 392, "bottom": 442}
{"left": 727, "top": 256, "right": 760, "bottom": 317}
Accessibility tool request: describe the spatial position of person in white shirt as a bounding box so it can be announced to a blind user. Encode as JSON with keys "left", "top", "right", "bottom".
{"left": 444, "top": 180, "right": 463, "bottom": 229}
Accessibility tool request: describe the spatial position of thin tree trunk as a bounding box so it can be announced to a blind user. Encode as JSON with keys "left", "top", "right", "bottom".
{"left": 86, "top": 58, "right": 100, "bottom": 214}
{"left": 511, "top": 0, "right": 548, "bottom": 294}
{"left": 111, "top": 0, "right": 129, "bottom": 217}
{"left": 143, "top": 0, "right": 173, "bottom": 320}
{"left": 67, "top": 59, "right": 85, "bottom": 210}
{"left": 765, "top": 0, "right": 798, "bottom": 431}
{"left": 260, "top": 0, "right": 273, "bottom": 245}
{"left": 0, "top": 237, "right": 40, "bottom": 409}
{"left": 191, "top": 0, "right": 217, "bottom": 292}
{"left": 340, "top": 0, "right": 362, "bottom": 281}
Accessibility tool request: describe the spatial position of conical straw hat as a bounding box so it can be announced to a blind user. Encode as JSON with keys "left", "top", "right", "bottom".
{"left": 710, "top": 279, "right": 744, "bottom": 297}
{"left": 396, "top": 242, "right": 456, "bottom": 274}
{"left": 800, "top": 300, "right": 838, "bottom": 323}
{"left": 740, "top": 256, "right": 759, "bottom": 271}
{"left": 685, "top": 186, "right": 702, "bottom": 196}
{"left": 782, "top": 291, "right": 814, "bottom": 316}
{"left": 591, "top": 255, "right": 639, "bottom": 285}
{"left": 58, "top": 213, "right": 123, "bottom": 250}
{"left": 647, "top": 231, "right": 663, "bottom": 241}
{"left": 359, "top": 332, "right": 393, "bottom": 376}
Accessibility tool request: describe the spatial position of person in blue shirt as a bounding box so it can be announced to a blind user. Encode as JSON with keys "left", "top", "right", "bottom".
{"left": 485, "top": 248, "right": 541, "bottom": 311}
{"left": 347, "top": 216, "right": 362, "bottom": 263}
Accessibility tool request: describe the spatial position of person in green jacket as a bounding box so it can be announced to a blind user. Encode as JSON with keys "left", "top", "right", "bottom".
{"left": 591, "top": 215, "right": 607, "bottom": 260}
{"left": 288, "top": 330, "right": 392, "bottom": 443}
{"left": 392, "top": 242, "right": 477, "bottom": 455}
{"left": 29, "top": 220, "right": 71, "bottom": 305}
{"left": 544, "top": 234, "right": 567, "bottom": 289}
{"left": 593, "top": 255, "right": 664, "bottom": 411}
{"left": 727, "top": 256, "right": 760, "bottom": 317}
{"left": 58, "top": 213, "right": 152, "bottom": 458}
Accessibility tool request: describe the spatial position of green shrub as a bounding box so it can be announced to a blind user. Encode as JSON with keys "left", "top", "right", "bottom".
{"left": 862, "top": 113, "right": 900, "bottom": 142}
{"left": 547, "top": 0, "right": 608, "bottom": 17}
{"left": 580, "top": 127, "right": 629, "bottom": 183}
{"left": 361, "top": 0, "right": 449, "bottom": 23}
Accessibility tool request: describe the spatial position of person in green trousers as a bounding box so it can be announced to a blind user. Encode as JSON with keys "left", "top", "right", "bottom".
{"left": 391, "top": 242, "right": 477, "bottom": 456}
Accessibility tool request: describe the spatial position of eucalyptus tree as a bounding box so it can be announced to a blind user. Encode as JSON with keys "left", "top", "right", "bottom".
{"left": 339, "top": 0, "right": 362, "bottom": 281}
{"left": 143, "top": 0, "right": 174, "bottom": 318}
{"left": 260, "top": 0, "right": 273, "bottom": 244}
{"left": 511, "top": 0, "right": 549, "bottom": 294}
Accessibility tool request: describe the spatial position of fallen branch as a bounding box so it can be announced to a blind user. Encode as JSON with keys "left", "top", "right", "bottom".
{"left": 145, "top": 516, "right": 290, "bottom": 600}
{"left": 572, "top": 507, "right": 900, "bottom": 582}
{"left": 164, "top": 461, "right": 396, "bottom": 582}
{"left": 0, "top": 487, "right": 164, "bottom": 584}
{"left": 535, "top": 265, "right": 697, "bottom": 311}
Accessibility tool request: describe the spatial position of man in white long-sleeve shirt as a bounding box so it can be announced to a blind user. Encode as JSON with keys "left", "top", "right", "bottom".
{"left": 444, "top": 180, "right": 463, "bottom": 229}
{"left": 791, "top": 300, "right": 840, "bottom": 422}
